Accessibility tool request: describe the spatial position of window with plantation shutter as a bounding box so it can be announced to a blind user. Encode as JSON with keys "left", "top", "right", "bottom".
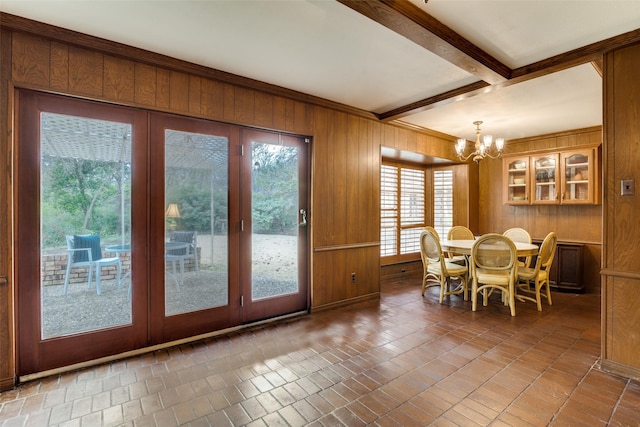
{"left": 433, "top": 169, "right": 454, "bottom": 238}
{"left": 381, "top": 162, "right": 426, "bottom": 260}
{"left": 380, "top": 165, "right": 398, "bottom": 257}
{"left": 400, "top": 168, "right": 425, "bottom": 254}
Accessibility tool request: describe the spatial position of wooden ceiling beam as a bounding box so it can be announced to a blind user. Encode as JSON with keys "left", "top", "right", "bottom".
{"left": 378, "top": 26, "right": 640, "bottom": 123}
{"left": 379, "top": 81, "right": 490, "bottom": 121}
{"left": 337, "top": 0, "right": 510, "bottom": 84}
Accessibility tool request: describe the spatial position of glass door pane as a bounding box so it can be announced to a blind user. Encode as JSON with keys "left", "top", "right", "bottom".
{"left": 164, "top": 130, "right": 229, "bottom": 316}
{"left": 533, "top": 154, "right": 558, "bottom": 203}
{"left": 40, "top": 113, "right": 132, "bottom": 338}
{"left": 251, "top": 142, "right": 300, "bottom": 300}
{"left": 563, "top": 152, "right": 590, "bottom": 202}
{"left": 505, "top": 158, "right": 528, "bottom": 203}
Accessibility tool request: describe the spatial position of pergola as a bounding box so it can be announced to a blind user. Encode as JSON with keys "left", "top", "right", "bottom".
{"left": 40, "top": 112, "right": 228, "bottom": 262}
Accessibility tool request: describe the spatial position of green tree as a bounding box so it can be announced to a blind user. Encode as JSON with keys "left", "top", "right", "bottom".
{"left": 42, "top": 156, "right": 125, "bottom": 245}
{"left": 251, "top": 144, "right": 298, "bottom": 235}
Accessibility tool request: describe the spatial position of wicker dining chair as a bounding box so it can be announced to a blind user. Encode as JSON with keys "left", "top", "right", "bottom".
{"left": 516, "top": 231, "right": 558, "bottom": 311}
{"left": 470, "top": 233, "right": 518, "bottom": 316}
{"left": 503, "top": 227, "right": 532, "bottom": 268}
{"left": 420, "top": 227, "right": 469, "bottom": 303}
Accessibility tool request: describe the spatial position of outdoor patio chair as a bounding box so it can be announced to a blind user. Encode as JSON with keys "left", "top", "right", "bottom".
{"left": 63, "top": 234, "right": 122, "bottom": 295}
{"left": 167, "top": 231, "right": 199, "bottom": 273}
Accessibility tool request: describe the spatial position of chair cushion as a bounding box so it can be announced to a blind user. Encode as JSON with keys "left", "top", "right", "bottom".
{"left": 475, "top": 268, "right": 511, "bottom": 285}
{"left": 168, "top": 232, "right": 195, "bottom": 256}
{"left": 73, "top": 234, "right": 102, "bottom": 262}
{"left": 429, "top": 261, "right": 467, "bottom": 278}
{"left": 519, "top": 267, "right": 547, "bottom": 281}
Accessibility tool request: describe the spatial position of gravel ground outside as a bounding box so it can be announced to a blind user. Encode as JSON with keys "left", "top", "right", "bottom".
{"left": 42, "top": 234, "right": 298, "bottom": 338}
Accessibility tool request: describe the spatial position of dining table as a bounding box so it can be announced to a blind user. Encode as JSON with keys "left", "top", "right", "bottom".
{"left": 440, "top": 238, "right": 539, "bottom": 300}
{"left": 439, "top": 239, "right": 539, "bottom": 257}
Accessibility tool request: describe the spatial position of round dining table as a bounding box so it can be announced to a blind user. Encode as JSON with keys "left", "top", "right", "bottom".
{"left": 439, "top": 239, "right": 539, "bottom": 257}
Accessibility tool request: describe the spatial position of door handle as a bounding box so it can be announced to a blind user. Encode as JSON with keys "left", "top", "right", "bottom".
{"left": 299, "top": 209, "right": 308, "bottom": 227}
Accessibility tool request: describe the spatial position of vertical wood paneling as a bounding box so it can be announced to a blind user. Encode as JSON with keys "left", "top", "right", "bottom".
{"left": 609, "top": 278, "right": 640, "bottom": 366}
{"left": 346, "top": 116, "right": 360, "bottom": 243}
{"left": 156, "top": 68, "right": 170, "bottom": 109}
{"left": 611, "top": 47, "right": 640, "bottom": 272}
{"left": 103, "top": 55, "right": 134, "bottom": 102}
{"left": 405, "top": 129, "right": 417, "bottom": 153}
{"left": 293, "top": 101, "right": 307, "bottom": 134}
{"left": 332, "top": 111, "right": 348, "bottom": 244}
{"left": 134, "top": 63, "right": 157, "bottom": 107}
{"left": 200, "top": 78, "right": 224, "bottom": 120}
{"left": 50, "top": 42, "right": 69, "bottom": 92}
{"left": 452, "top": 164, "right": 469, "bottom": 229}
{"left": 68, "top": 46, "right": 103, "bottom": 96}
{"left": 363, "top": 119, "right": 379, "bottom": 242}
{"left": 254, "top": 92, "right": 273, "bottom": 128}
{"left": 312, "top": 107, "right": 330, "bottom": 248}
{"left": 272, "top": 96, "right": 286, "bottom": 131}
{"left": 234, "top": 86, "right": 254, "bottom": 125}
{"left": 11, "top": 32, "right": 49, "bottom": 86}
{"left": 188, "top": 75, "right": 201, "bottom": 116}
{"left": 168, "top": 71, "right": 189, "bottom": 112}
{"left": 396, "top": 127, "right": 407, "bottom": 151}
{"left": 285, "top": 99, "right": 296, "bottom": 132}
{"left": 601, "top": 43, "right": 640, "bottom": 375}
{"left": 223, "top": 84, "right": 235, "bottom": 122}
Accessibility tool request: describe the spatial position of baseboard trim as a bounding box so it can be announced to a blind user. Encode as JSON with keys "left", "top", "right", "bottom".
{"left": 311, "top": 292, "right": 379, "bottom": 313}
{"left": 599, "top": 358, "right": 640, "bottom": 381}
{"left": 0, "top": 376, "right": 16, "bottom": 392}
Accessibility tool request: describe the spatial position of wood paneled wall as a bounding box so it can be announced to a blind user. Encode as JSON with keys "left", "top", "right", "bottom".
{"left": 0, "top": 18, "right": 460, "bottom": 387}
{"left": 479, "top": 127, "right": 603, "bottom": 293}
{"left": 601, "top": 42, "right": 640, "bottom": 380}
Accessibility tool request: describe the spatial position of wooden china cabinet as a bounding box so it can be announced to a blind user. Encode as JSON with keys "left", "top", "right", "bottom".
{"left": 503, "top": 145, "right": 600, "bottom": 205}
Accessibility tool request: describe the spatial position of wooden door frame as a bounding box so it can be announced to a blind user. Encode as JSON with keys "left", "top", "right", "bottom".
{"left": 15, "top": 90, "right": 149, "bottom": 375}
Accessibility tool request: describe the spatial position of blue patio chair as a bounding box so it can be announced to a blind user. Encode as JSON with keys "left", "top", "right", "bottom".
{"left": 63, "top": 234, "right": 121, "bottom": 295}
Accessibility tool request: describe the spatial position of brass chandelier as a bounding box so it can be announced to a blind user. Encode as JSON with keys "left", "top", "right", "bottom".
{"left": 455, "top": 121, "right": 505, "bottom": 163}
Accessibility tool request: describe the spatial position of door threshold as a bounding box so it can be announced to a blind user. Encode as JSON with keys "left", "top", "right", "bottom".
{"left": 19, "top": 310, "right": 309, "bottom": 384}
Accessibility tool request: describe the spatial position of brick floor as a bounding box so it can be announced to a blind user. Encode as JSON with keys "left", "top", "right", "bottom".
{"left": 1, "top": 277, "right": 639, "bottom": 426}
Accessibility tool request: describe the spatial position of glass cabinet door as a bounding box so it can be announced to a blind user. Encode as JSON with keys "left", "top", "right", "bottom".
{"left": 504, "top": 157, "right": 529, "bottom": 203}
{"left": 561, "top": 150, "right": 592, "bottom": 203}
{"left": 532, "top": 154, "right": 559, "bottom": 204}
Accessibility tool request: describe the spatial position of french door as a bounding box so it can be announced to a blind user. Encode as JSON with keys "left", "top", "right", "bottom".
{"left": 16, "top": 91, "right": 309, "bottom": 375}
{"left": 16, "top": 91, "right": 149, "bottom": 374}
{"left": 239, "top": 129, "right": 309, "bottom": 322}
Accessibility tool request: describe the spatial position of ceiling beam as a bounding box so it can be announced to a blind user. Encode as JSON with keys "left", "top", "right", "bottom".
{"left": 379, "top": 81, "right": 490, "bottom": 121}
{"left": 380, "top": 28, "right": 640, "bottom": 122}
{"left": 337, "top": 0, "right": 510, "bottom": 84}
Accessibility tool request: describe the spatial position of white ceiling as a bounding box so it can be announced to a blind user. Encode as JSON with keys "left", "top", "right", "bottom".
{"left": 2, "top": 0, "right": 640, "bottom": 144}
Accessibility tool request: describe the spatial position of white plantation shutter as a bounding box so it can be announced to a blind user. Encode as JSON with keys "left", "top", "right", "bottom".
{"left": 400, "top": 168, "right": 425, "bottom": 254}
{"left": 381, "top": 163, "right": 425, "bottom": 258}
{"left": 433, "top": 169, "right": 454, "bottom": 237}
{"left": 380, "top": 165, "right": 398, "bottom": 257}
